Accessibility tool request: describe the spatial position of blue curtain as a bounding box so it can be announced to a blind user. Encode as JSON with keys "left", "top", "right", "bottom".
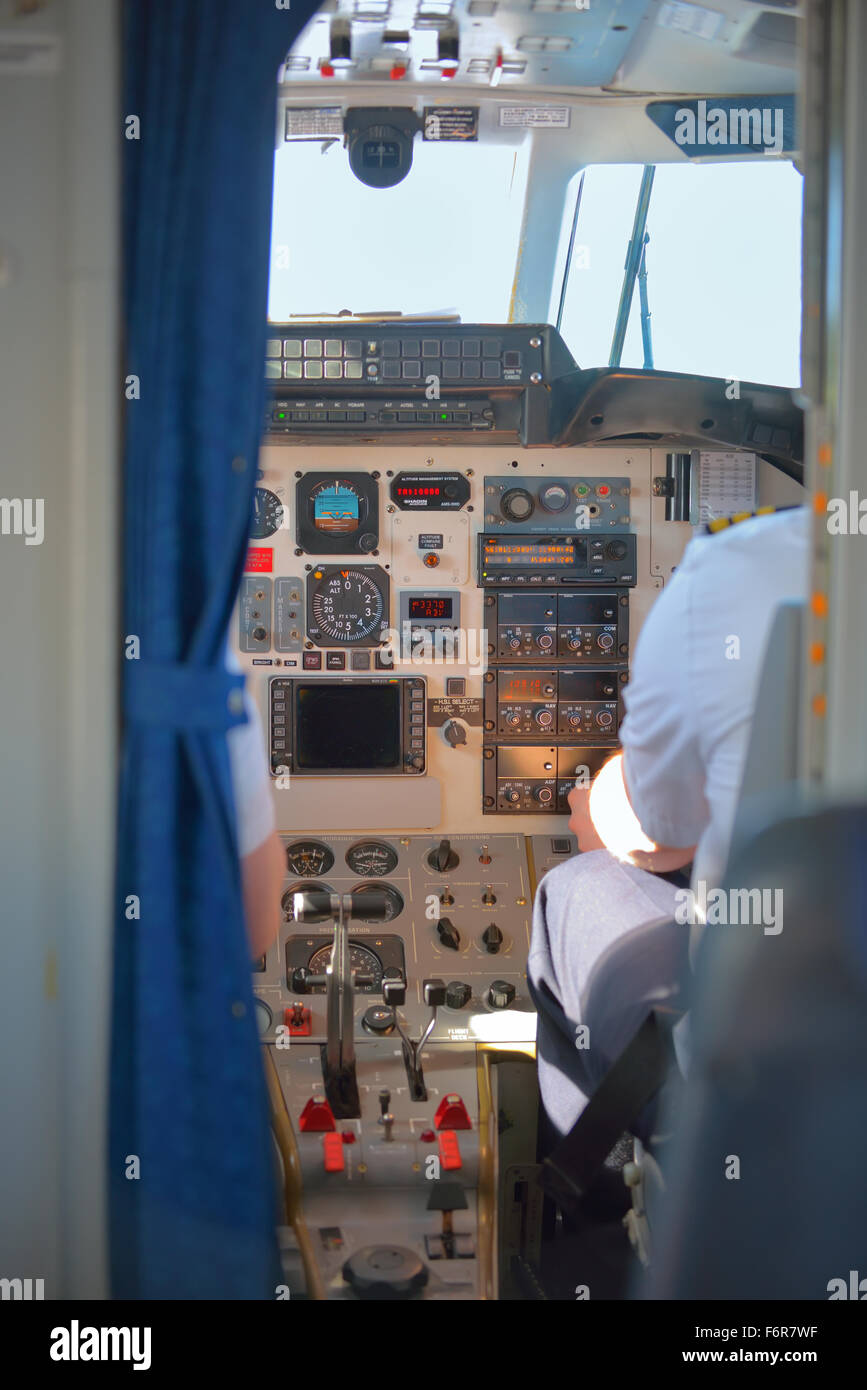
{"left": 112, "top": 0, "right": 319, "bottom": 1299}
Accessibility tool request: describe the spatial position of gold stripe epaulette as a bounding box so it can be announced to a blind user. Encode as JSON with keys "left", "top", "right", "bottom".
{"left": 704, "top": 504, "right": 786, "bottom": 535}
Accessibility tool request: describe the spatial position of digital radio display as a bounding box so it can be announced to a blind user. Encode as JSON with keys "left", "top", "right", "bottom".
{"left": 408, "top": 597, "right": 453, "bottom": 620}
{"left": 483, "top": 540, "right": 579, "bottom": 567}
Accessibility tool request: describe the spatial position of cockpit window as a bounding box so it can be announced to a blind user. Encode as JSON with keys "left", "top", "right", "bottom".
{"left": 554, "top": 161, "right": 803, "bottom": 387}
{"left": 269, "top": 136, "right": 530, "bottom": 323}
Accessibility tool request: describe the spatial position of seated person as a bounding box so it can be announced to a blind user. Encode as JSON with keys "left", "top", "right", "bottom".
{"left": 528, "top": 506, "right": 809, "bottom": 1135}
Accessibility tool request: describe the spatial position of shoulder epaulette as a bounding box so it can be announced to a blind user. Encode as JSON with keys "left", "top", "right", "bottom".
{"left": 704, "top": 504, "right": 798, "bottom": 535}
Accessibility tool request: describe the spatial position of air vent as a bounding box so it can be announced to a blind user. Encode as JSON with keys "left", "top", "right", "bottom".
{"left": 467, "top": 57, "right": 493, "bottom": 73}
{"left": 500, "top": 59, "right": 527, "bottom": 75}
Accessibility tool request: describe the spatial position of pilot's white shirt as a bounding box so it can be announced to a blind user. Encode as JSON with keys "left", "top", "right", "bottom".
{"left": 620, "top": 506, "right": 810, "bottom": 894}
{"left": 225, "top": 645, "right": 276, "bottom": 857}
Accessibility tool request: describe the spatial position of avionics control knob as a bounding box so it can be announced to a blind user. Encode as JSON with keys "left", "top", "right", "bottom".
{"left": 597, "top": 631, "right": 615, "bottom": 650}
{"left": 533, "top": 785, "right": 554, "bottom": 805}
{"left": 606, "top": 539, "right": 628, "bottom": 560}
{"left": 252, "top": 626, "right": 267, "bottom": 642}
{"left": 535, "top": 709, "right": 554, "bottom": 729}
{"left": 443, "top": 718, "right": 467, "bottom": 748}
{"left": 445, "top": 981, "right": 472, "bottom": 1009}
{"left": 504, "top": 789, "right": 521, "bottom": 804}
{"left": 501, "top": 488, "right": 534, "bottom": 522}
{"left": 342, "top": 1246, "right": 429, "bottom": 1301}
{"left": 428, "top": 838, "right": 460, "bottom": 872}
{"left": 536, "top": 633, "right": 554, "bottom": 651}
{"left": 363, "top": 1005, "right": 395, "bottom": 1035}
{"left": 596, "top": 710, "right": 614, "bottom": 729}
{"left": 505, "top": 711, "right": 522, "bottom": 728}
{"left": 437, "top": 917, "right": 461, "bottom": 951}
{"left": 487, "top": 980, "right": 516, "bottom": 1010}
{"left": 567, "top": 636, "right": 582, "bottom": 650}
{"left": 482, "top": 923, "right": 503, "bottom": 954}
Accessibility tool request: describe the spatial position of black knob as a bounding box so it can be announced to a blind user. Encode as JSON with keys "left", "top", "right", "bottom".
{"left": 428, "top": 838, "right": 460, "bottom": 872}
{"left": 445, "top": 981, "right": 472, "bottom": 1009}
{"left": 482, "top": 923, "right": 503, "bottom": 955}
{"left": 437, "top": 917, "right": 461, "bottom": 950}
{"left": 342, "top": 1246, "right": 429, "bottom": 1301}
{"left": 362, "top": 1005, "right": 395, "bottom": 1035}
{"left": 252, "top": 626, "right": 267, "bottom": 641}
{"left": 443, "top": 719, "right": 467, "bottom": 748}
{"left": 500, "top": 487, "right": 534, "bottom": 522}
{"left": 488, "top": 980, "right": 516, "bottom": 1010}
{"left": 533, "top": 785, "right": 554, "bottom": 804}
{"left": 606, "top": 539, "right": 628, "bottom": 560}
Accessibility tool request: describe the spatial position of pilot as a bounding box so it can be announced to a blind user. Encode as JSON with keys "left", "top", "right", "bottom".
{"left": 528, "top": 505, "right": 810, "bottom": 1136}
{"left": 226, "top": 645, "right": 285, "bottom": 959}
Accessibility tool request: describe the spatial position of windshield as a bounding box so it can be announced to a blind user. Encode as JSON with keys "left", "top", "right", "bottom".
{"left": 555, "top": 161, "right": 803, "bottom": 386}
{"left": 269, "top": 136, "right": 530, "bottom": 323}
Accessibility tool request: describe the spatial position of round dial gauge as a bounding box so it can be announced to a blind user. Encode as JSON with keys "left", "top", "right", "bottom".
{"left": 250, "top": 487, "right": 284, "bottom": 539}
{"left": 285, "top": 840, "right": 334, "bottom": 878}
{"left": 281, "top": 880, "right": 335, "bottom": 917}
{"left": 254, "top": 999, "right": 272, "bottom": 1036}
{"left": 346, "top": 841, "right": 399, "bottom": 877}
{"left": 310, "top": 478, "right": 362, "bottom": 535}
{"left": 353, "top": 882, "right": 404, "bottom": 922}
{"left": 307, "top": 942, "right": 383, "bottom": 993}
{"left": 309, "top": 568, "right": 386, "bottom": 644}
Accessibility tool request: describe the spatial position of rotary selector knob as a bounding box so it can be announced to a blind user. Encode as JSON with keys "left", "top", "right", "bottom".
{"left": 596, "top": 710, "right": 614, "bottom": 728}
{"left": 342, "top": 1246, "right": 429, "bottom": 1301}
{"left": 533, "top": 785, "right": 554, "bottom": 804}
{"left": 482, "top": 923, "right": 503, "bottom": 955}
{"left": 597, "top": 632, "right": 615, "bottom": 650}
{"left": 428, "top": 839, "right": 460, "bottom": 872}
{"left": 606, "top": 539, "right": 628, "bottom": 560}
{"left": 536, "top": 633, "right": 554, "bottom": 650}
{"left": 535, "top": 709, "right": 554, "bottom": 728}
{"left": 500, "top": 488, "right": 534, "bottom": 522}
{"left": 362, "top": 1005, "right": 396, "bottom": 1035}
{"left": 487, "top": 980, "right": 516, "bottom": 1010}
{"left": 445, "top": 981, "right": 472, "bottom": 1009}
{"left": 436, "top": 917, "right": 461, "bottom": 951}
{"left": 442, "top": 718, "right": 468, "bottom": 748}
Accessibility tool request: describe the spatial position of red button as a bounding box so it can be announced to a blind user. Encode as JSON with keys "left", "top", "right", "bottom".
{"left": 299, "top": 1096, "right": 336, "bottom": 1133}
{"left": 420, "top": 1129, "right": 435, "bottom": 1143}
{"left": 323, "top": 1132, "right": 345, "bottom": 1172}
{"left": 434, "top": 1093, "right": 472, "bottom": 1131}
{"left": 438, "top": 1131, "right": 462, "bottom": 1171}
{"left": 341, "top": 1130, "right": 356, "bottom": 1145}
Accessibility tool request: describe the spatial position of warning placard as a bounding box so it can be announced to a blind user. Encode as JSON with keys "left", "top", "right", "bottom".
{"left": 499, "top": 106, "right": 571, "bottom": 129}
{"left": 423, "top": 107, "right": 479, "bottom": 141}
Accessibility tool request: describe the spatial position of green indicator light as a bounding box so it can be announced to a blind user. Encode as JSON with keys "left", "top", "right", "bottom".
{"left": 278, "top": 411, "right": 287, "bottom": 419}
{"left": 441, "top": 413, "right": 447, "bottom": 421}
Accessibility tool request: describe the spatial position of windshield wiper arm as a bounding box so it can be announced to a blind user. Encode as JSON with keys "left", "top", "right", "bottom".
{"left": 609, "top": 165, "right": 655, "bottom": 369}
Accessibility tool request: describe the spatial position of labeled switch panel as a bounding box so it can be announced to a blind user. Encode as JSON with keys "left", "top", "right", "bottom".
{"left": 239, "top": 576, "right": 272, "bottom": 654}
{"left": 274, "top": 575, "right": 304, "bottom": 654}
{"left": 485, "top": 589, "right": 628, "bottom": 664}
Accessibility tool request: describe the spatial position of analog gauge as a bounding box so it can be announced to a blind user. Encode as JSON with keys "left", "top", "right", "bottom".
{"left": 282, "top": 880, "right": 335, "bottom": 917}
{"left": 285, "top": 840, "right": 334, "bottom": 878}
{"left": 254, "top": 999, "right": 272, "bottom": 1036}
{"left": 346, "top": 840, "right": 399, "bottom": 877}
{"left": 250, "top": 487, "right": 284, "bottom": 538}
{"left": 307, "top": 566, "right": 388, "bottom": 645}
{"left": 353, "top": 882, "right": 404, "bottom": 923}
{"left": 310, "top": 478, "right": 362, "bottom": 535}
{"left": 539, "top": 484, "right": 570, "bottom": 513}
{"left": 307, "top": 941, "right": 383, "bottom": 994}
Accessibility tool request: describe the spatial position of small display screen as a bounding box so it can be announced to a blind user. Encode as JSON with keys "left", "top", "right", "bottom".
{"left": 396, "top": 486, "right": 443, "bottom": 498}
{"left": 296, "top": 683, "right": 401, "bottom": 769}
{"left": 408, "top": 597, "right": 453, "bottom": 620}
{"left": 483, "top": 540, "right": 579, "bottom": 567}
{"left": 313, "top": 483, "right": 360, "bottom": 533}
{"left": 501, "top": 675, "right": 545, "bottom": 699}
